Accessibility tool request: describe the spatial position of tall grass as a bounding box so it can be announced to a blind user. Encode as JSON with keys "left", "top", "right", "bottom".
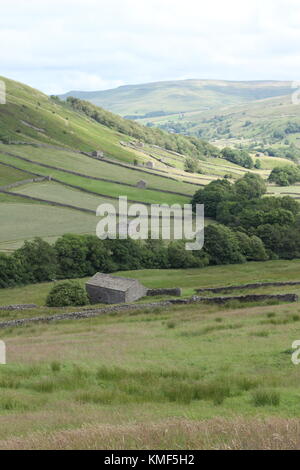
{"left": 0, "top": 363, "right": 263, "bottom": 408}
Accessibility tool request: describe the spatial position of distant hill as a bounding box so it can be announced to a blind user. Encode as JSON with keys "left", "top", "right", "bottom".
{"left": 181, "top": 93, "right": 300, "bottom": 141}
{"left": 59, "top": 79, "right": 293, "bottom": 118}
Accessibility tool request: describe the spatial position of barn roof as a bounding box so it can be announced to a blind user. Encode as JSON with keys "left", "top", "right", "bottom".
{"left": 86, "top": 273, "right": 141, "bottom": 292}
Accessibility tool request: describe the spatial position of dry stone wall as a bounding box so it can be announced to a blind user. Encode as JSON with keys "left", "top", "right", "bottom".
{"left": 0, "top": 293, "right": 297, "bottom": 329}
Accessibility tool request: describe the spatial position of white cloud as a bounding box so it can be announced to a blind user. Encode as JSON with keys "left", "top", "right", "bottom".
{"left": 0, "top": 0, "right": 300, "bottom": 93}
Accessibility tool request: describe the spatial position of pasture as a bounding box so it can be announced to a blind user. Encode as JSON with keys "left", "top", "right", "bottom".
{"left": 0, "top": 259, "right": 300, "bottom": 448}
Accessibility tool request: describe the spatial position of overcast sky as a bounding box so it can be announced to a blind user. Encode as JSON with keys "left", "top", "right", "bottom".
{"left": 0, "top": 0, "right": 299, "bottom": 94}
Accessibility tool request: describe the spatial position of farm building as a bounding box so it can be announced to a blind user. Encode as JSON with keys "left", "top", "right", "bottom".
{"left": 136, "top": 179, "right": 147, "bottom": 189}
{"left": 86, "top": 273, "right": 148, "bottom": 304}
{"left": 92, "top": 150, "right": 104, "bottom": 159}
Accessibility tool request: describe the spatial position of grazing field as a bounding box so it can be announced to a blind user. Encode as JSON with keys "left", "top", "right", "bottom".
{"left": 0, "top": 143, "right": 197, "bottom": 195}
{"left": 0, "top": 152, "right": 189, "bottom": 205}
{"left": 0, "top": 164, "right": 31, "bottom": 186}
{"left": 1, "top": 260, "right": 300, "bottom": 449}
{"left": 11, "top": 181, "right": 120, "bottom": 212}
{"left": 268, "top": 185, "right": 300, "bottom": 197}
{"left": 0, "top": 202, "right": 97, "bottom": 252}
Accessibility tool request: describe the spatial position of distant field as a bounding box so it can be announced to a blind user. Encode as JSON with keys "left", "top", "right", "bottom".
{"left": 257, "top": 156, "right": 296, "bottom": 170}
{"left": 0, "top": 202, "right": 97, "bottom": 251}
{"left": 0, "top": 153, "right": 189, "bottom": 205}
{"left": 0, "top": 144, "right": 196, "bottom": 195}
{"left": 267, "top": 185, "right": 300, "bottom": 197}
{"left": 12, "top": 181, "right": 120, "bottom": 212}
{"left": 0, "top": 164, "right": 31, "bottom": 186}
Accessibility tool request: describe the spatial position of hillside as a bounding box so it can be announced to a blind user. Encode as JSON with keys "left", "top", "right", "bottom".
{"left": 0, "top": 76, "right": 210, "bottom": 161}
{"left": 156, "top": 94, "right": 300, "bottom": 150}
{"left": 0, "top": 76, "right": 298, "bottom": 252}
{"left": 60, "top": 79, "right": 292, "bottom": 118}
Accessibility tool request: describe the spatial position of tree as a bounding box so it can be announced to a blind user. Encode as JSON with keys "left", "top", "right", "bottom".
{"left": 254, "top": 159, "right": 261, "bottom": 169}
{"left": 184, "top": 157, "right": 200, "bottom": 174}
{"left": 234, "top": 173, "right": 266, "bottom": 200}
{"left": 15, "top": 238, "right": 58, "bottom": 283}
{"left": 167, "top": 240, "right": 209, "bottom": 268}
{"left": 191, "top": 179, "right": 232, "bottom": 218}
{"left": 235, "top": 232, "right": 268, "bottom": 261}
{"left": 204, "top": 224, "right": 245, "bottom": 265}
{"left": 221, "top": 147, "right": 254, "bottom": 169}
{"left": 268, "top": 166, "right": 300, "bottom": 186}
{"left": 54, "top": 234, "right": 89, "bottom": 279}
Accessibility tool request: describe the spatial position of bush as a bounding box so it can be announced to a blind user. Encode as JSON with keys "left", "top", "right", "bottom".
{"left": 251, "top": 389, "right": 280, "bottom": 407}
{"left": 46, "top": 281, "right": 89, "bottom": 307}
{"left": 269, "top": 166, "right": 300, "bottom": 186}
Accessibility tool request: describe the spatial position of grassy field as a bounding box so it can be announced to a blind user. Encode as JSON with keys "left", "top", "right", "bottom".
{"left": 0, "top": 164, "right": 33, "bottom": 186}
{"left": 11, "top": 181, "right": 122, "bottom": 212}
{"left": 0, "top": 152, "right": 189, "bottom": 205}
{"left": 0, "top": 260, "right": 300, "bottom": 449}
{"left": 0, "top": 202, "right": 97, "bottom": 252}
{"left": 0, "top": 143, "right": 197, "bottom": 195}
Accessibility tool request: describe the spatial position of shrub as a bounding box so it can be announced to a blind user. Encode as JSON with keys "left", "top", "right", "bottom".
{"left": 46, "top": 281, "right": 89, "bottom": 307}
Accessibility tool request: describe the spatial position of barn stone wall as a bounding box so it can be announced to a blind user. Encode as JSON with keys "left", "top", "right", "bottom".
{"left": 125, "top": 283, "right": 148, "bottom": 302}
{"left": 147, "top": 288, "right": 182, "bottom": 297}
{"left": 86, "top": 285, "right": 126, "bottom": 304}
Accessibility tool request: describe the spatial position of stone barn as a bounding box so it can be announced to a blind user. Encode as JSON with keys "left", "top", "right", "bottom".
{"left": 86, "top": 273, "right": 147, "bottom": 304}
{"left": 136, "top": 180, "right": 147, "bottom": 189}
{"left": 92, "top": 150, "right": 104, "bottom": 159}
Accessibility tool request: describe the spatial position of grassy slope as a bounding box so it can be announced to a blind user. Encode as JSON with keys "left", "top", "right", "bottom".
{"left": 0, "top": 76, "right": 142, "bottom": 163}
{"left": 0, "top": 143, "right": 196, "bottom": 195}
{"left": 0, "top": 152, "right": 189, "bottom": 204}
{"left": 188, "top": 94, "right": 300, "bottom": 141}
{"left": 0, "top": 261, "right": 300, "bottom": 449}
{"left": 0, "top": 202, "right": 97, "bottom": 250}
{"left": 153, "top": 94, "right": 300, "bottom": 150}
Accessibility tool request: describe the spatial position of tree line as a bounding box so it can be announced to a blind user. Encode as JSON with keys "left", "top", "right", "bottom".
{"left": 192, "top": 173, "right": 300, "bottom": 260}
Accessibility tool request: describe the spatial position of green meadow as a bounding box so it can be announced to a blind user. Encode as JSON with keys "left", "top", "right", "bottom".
{"left": 0, "top": 260, "right": 300, "bottom": 449}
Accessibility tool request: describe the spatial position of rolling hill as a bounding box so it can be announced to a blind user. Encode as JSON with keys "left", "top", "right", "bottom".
{"left": 60, "top": 79, "right": 300, "bottom": 154}
{"left": 155, "top": 93, "right": 300, "bottom": 150}
{"left": 60, "top": 79, "right": 292, "bottom": 118}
